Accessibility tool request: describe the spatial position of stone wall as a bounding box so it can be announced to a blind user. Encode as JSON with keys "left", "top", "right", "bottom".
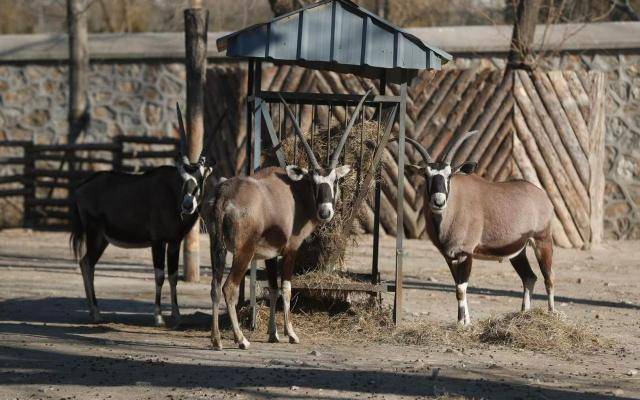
{"left": 0, "top": 62, "right": 186, "bottom": 144}
{"left": 0, "top": 26, "right": 639, "bottom": 238}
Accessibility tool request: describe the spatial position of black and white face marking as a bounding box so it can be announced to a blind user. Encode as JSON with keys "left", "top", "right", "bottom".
{"left": 285, "top": 164, "right": 350, "bottom": 222}
{"left": 424, "top": 163, "right": 452, "bottom": 214}
{"left": 406, "top": 161, "right": 477, "bottom": 214}
{"left": 178, "top": 157, "right": 211, "bottom": 215}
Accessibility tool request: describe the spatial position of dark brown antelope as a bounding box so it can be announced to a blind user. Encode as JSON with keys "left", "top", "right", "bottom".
{"left": 69, "top": 104, "right": 219, "bottom": 326}
{"left": 397, "top": 131, "right": 555, "bottom": 325}
{"left": 202, "top": 97, "right": 357, "bottom": 350}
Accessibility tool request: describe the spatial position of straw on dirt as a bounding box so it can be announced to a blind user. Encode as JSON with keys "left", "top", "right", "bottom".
{"left": 235, "top": 303, "right": 609, "bottom": 354}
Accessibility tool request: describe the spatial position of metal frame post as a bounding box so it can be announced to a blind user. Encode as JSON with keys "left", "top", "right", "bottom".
{"left": 249, "top": 60, "right": 262, "bottom": 329}
{"left": 393, "top": 80, "right": 407, "bottom": 325}
{"left": 371, "top": 72, "right": 387, "bottom": 285}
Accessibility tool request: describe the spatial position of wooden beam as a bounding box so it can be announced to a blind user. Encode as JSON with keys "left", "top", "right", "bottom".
{"left": 182, "top": 6, "right": 209, "bottom": 283}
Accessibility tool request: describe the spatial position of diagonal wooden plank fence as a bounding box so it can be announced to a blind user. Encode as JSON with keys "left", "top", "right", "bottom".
{"left": 204, "top": 66, "right": 606, "bottom": 248}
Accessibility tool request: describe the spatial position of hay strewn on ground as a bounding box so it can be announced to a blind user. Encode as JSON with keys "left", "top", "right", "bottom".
{"left": 473, "top": 308, "right": 608, "bottom": 353}
{"left": 236, "top": 303, "right": 609, "bottom": 354}
{"left": 269, "top": 120, "right": 382, "bottom": 272}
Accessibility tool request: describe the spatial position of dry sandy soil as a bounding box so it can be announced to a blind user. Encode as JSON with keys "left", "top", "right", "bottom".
{"left": 0, "top": 229, "right": 638, "bottom": 399}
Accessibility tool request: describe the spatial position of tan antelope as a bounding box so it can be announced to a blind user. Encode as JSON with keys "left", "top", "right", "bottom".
{"left": 397, "top": 131, "right": 555, "bottom": 325}
{"left": 202, "top": 101, "right": 354, "bottom": 350}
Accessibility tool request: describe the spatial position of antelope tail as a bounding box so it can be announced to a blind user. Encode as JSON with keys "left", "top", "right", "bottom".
{"left": 210, "top": 194, "right": 229, "bottom": 274}
{"left": 69, "top": 199, "right": 85, "bottom": 260}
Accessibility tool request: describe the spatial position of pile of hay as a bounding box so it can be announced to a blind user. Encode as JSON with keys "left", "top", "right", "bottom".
{"left": 235, "top": 304, "right": 608, "bottom": 354}
{"left": 473, "top": 308, "right": 607, "bottom": 353}
{"left": 237, "top": 299, "right": 394, "bottom": 343}
{"left": 269, "top": 120, "right": 383, "bottom": 272}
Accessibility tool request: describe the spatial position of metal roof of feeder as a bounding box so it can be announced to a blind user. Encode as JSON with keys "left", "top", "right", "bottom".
{"left": 216, "top": 0, "right": 452, "bottom": 84}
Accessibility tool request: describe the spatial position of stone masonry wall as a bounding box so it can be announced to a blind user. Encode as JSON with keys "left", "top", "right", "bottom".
{"left": 0, "top": 62, "right": 186, "bottom": 227}
{"left": 0, "top": 52, "right": 639, "bottom": 238}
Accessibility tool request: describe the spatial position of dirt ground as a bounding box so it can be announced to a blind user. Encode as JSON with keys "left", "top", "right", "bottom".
{"left": 0, "top": 229, "right": 638, "bottom": 400}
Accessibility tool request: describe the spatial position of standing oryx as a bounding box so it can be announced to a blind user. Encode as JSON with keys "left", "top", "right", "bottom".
{"left": 397, "top": 131, "right": 555, "bottom": 326}
{"left": 202, "top": 104, "right": 353, "bottom": 350}
{"left": 69, "top": 104, "right": 218, "bottom": 326}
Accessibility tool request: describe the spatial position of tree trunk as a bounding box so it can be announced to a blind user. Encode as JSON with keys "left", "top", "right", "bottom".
{"left": 67, "top": 0, "right": 89, "bottom": 144}
{"left": 507, "top": 0, "right": 542, "bottom": 70}
{"left": 182, "top": 3, "right": 208, "bottom": 283}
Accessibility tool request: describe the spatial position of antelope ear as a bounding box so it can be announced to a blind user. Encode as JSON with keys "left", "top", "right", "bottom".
{"left": 334, "top": 165, "right": 351, "bottom": 179}
{"left": 453, "top": 161, "right": 477, "bottom": 175}
{"left": 405, "top": 164, "right": 425, "bottom": 176}
{"left": 285, "top": 165, "right": 307, "bottom": 182}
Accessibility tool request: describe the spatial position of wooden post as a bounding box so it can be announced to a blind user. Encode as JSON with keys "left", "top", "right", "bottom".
{"left": 67, "top": 0, "right": 89, "bottom": 144}
{"left": 507, "top": 0, "right": 542, "bottom": 70}
{"left": 587, "top": 72, "right": 606, "bottom": 246}
{"left": 22, "top": 142, "right": 35, "bottom": 228}
{"left": 376, "top": 0, "right": 388, "bottom": 19}
{"left": 393, "top": 80, "right": 407, "bottom": 325}
{"left": 182, "top": 2, "right": 209, "bottom": 283}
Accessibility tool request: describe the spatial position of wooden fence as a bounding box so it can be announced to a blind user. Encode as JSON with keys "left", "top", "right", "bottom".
{"left": 0, "top": 136, "right": 180, "bottom": 229}
{"left": 205, "top": 66, "right": 606, "bottom": 248}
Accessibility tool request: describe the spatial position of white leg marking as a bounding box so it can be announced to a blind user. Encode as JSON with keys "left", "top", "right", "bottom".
{"left": 522, "top": 278, "right": 535, "bottom": 312}
{"left": 154, "top": 268, "right": 165, "bottom": 327}
{"left": 456, "top": 282, "right": 470, "bottom": 326}
{"left": 547, "top": 283, "right": 556, "bottom": 313}
{"left": 282, "top": 281, "right": 299, "bottom": 344}
{"left": 268, "top": 287, "right": 280, "bottom": 343}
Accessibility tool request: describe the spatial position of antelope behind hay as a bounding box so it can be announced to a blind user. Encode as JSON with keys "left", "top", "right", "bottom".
{"left": 397, "top": 131, "right": 555, "bottom": 326}
{"left": 202, "top": 97, "right": 357, "bottom": 350}
{"left": 69, "top": 104, "right": 218, "bottom": 326}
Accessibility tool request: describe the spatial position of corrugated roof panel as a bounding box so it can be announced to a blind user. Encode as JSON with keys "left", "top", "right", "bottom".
{"left": 228, "top": 25, "right": 267, "bottom": 58}
{"left": 428, "top": 50, "right": 441, "bottom": 69}
{"left": 300, "top": 3, "right": 333, "bottom": 62}
{"left": 268, "top": 14, "right": 299, "bottom": 60}
{"left": 364, "top": 18, "right": 394, "bottom": 68}
{"left": 218, "top": 0, "right": 452, "bottom": 83}
{"left": 398, "top": 35, "right": 426, "bottom": 69}
{"left": 333, "top": 1, "right": 364, "bottom": 65}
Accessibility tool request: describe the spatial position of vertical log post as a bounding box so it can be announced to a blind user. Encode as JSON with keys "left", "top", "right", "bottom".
{"left": 587, "top": 72, "right": 606, "bottom": 246}
{"left": 183, "top": 1, "right": 208, "bottom": 283}
{"left": 507, "top": 0, "right": 541, "bottom": 71}
{"left": 393, "top": 80, "right": 408, "bottom": 325}
{"left": 67, "top": 0, "right": 89, "bottom": 144}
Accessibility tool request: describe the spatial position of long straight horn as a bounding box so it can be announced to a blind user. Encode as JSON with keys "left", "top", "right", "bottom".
{"left": 278, "top": 93, "right": 321, "bottom": 170}
{"left": 176, "top": 102, "right": 188, "bottom": 159}
{"left": 329, "top": 89, "right": 371, "bottom": 169}
{"left": 198, "top": 106, "right": 227, "bottom": 165}
{"left": 443, "top": 130, "right": 478, "bottom": 164}
{"left": 391, "top": 136, "right": 433, "bottom": 163}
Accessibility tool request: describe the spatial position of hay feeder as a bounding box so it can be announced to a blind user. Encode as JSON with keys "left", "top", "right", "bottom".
{"left": 216, "top": 0, "right": 451, "bottom": 327}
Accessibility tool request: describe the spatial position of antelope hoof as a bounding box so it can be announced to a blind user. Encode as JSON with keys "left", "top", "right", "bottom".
{"left": 288, "top": 333, "right": 300, "bottom": 344}
{"left": 171, "top": 313, "right": 182, "bottom": 328}
{"left": 457, "top": 319, "right": 471, "bottom": 328}
{"left": 238, "top": 337, "right": 251, "bottom": 350}
{"left": 211, "top": 338, "right": 223, "bottom": 351}
{"left": 268, "top": 332, "right": 280, "bottom": 343}
{"left": 90, "top": 310, "right": 103, "bottom": 323}
{"left": 154, "top": 314, "right": 165, "bottom": 327}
